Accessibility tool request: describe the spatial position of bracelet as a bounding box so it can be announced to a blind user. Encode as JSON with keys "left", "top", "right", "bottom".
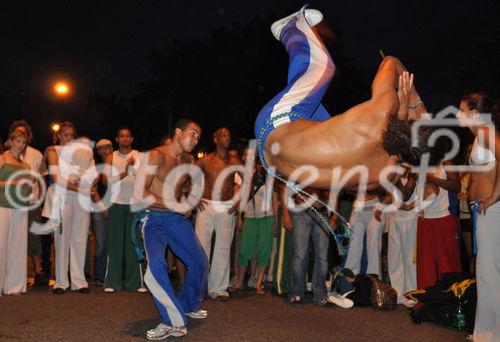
{"left": 409, "top": 99, "right": 424, "bottom": 109}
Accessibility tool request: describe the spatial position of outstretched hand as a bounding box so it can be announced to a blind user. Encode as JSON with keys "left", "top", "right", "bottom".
{"left": 397, "top": 71, "right": 414, "bottom": 120}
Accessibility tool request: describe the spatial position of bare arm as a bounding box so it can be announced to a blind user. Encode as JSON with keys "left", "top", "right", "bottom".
{"left": 427, "top": 160, "right": 460, "bottom": 193}
{"left": 102, "top": 153, "right": 128, "bottom": 186}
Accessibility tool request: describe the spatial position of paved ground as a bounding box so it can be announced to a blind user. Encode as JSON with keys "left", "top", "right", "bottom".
{"left": 0, "top": 284, "right": 468, "bottom": 342}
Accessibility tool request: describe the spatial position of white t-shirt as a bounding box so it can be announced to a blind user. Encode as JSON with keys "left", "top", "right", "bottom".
{"left": 244, "top": 175, "right": 274, "bottom": 218}
{"left": 421, "top": 164, "right": 450, "bottom": 219}
{"left": 110, "top": 150, "right": 140, "bottom": 205}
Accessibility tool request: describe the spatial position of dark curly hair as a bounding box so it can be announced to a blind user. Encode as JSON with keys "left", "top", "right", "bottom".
{"left": 382, "top": 116, "right": 446, "bottom": 166}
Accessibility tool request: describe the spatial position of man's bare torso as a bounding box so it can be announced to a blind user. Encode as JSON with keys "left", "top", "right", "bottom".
{"left": 198, "top": 153, "right": 240, "bottom": 201}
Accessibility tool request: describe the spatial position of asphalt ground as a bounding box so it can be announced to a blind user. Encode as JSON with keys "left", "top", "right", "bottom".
{"left": 0, "top": 284, "right": 468, "bottom": 342}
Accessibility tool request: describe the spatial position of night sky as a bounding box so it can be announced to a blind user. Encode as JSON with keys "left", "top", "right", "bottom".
{"left": 1, "top": 0, "right": 497, "bottom": 149}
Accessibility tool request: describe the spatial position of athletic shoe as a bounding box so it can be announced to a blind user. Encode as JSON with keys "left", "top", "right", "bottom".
{"left": 247, "top": 276, "right": 257, "bottom": 288}
{"left": 288, "top": 295, "right": 304, "bottom": 308}
{"left": 403, "top": 299, "right": 417, "bottom": 308}
{"left": 104, "top": 288, "right": 115, "bottom": 293}
{"left": 186, "top": 309, "right": 208, "bottom": 319}
{"left": 137, "top": 287, "right": 148, "bottom": 293}
{"left": 270, "top": 8, "right": 323, "bottom": 40}
{"left": 146, "top": 323, "right": 187, "bottom": 340}
{"left": 328, "top": 292, "right": 354, "bottom": 309}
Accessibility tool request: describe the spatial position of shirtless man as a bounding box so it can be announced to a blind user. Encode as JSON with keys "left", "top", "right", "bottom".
{"left": 255, "top": 7, "right": 440, "bottom": 191}
{"left": 195, "top": 127, "right": 243, "bottom": 300}
{"left": 134, "top": 119, "right": 208, "bottom": 340}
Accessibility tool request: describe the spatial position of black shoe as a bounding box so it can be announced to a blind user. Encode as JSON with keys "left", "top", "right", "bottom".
{"left": 94, "top": 280, "right": 104, "bottom": 287}
{"left": 53, "top": 287, "right": 66, "bottom": 295}
{"left": 314, "top": 298, "right": 334, "bottom": 308}
{"left": 214, "top": 295, "right": 229, "bottom": 302}
{"left": 288, "top": 295, "right": 304, "bottom": 307}
{"left": 77, "top": 287, "right": 90, "bottom": 294}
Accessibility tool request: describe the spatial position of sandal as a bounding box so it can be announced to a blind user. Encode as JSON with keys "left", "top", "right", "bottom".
{"left": 256, "top": 286, "right": 266, "bottom": 295}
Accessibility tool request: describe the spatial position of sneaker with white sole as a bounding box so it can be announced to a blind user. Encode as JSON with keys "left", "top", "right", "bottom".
{"left": 186, "top": 309, "right": 208, "bottom": 319}
{"left": 137, "top": 287, "right": 148, "bottom": 293}
{"left": 328, "top": 291, "right": 354, "bottom": 309}
{"left": 104, "top": 288, "right": 115, "bottom": 293}
{"left": 270, "top": 7, "right": 323, "bottom": 40}
{"left": 146, "top": 323, "right": 187, "bottom": 340}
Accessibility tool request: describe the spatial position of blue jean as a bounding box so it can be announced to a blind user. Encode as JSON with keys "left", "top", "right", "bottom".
{"left": 92, "top": 212, "right": 108, "bottom": 282}
{"left": 290, "top": 209, "right": 330, "bottom": 303}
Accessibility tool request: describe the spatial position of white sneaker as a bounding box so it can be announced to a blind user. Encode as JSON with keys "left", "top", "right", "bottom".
{"left": 104, "top": 288, "right": 115, "bottom": 293}
{"left": 186, "top": 309, "right": 208, "bottom": 319}
{"left": 328, "top": 292, "right": 354, "bottom": 309}
{"left": 270, "top": 8, "right": 323, "bottom": 40}
{"left": 146, "top": 323, "right": 187, "bottom": 340}
{"left": 29, "top": 219, "right": 60, "bottom": 235}
{"left": 137, "top": 287, "right": 148, "bottom": 293}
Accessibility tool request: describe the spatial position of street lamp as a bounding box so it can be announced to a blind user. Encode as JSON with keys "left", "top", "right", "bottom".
{"left": 51, "top": 122, "right": 60, "bottom": 133}
{"left": 53, "top": 81, "right": 70, "bottom": 97}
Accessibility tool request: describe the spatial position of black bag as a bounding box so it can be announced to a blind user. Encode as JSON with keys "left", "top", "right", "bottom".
{"left": 348, "top": 274, "right": 372, "bottom": 306}
{"left": 406, "top": 272, "right": 476, "bottom": 332}
{"left": 349, "top": 274, "right": 397, "bottom": 309}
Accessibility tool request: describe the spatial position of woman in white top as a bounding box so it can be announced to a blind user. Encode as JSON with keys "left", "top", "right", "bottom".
{"left": 457, "top": 93, "right": 500, "bottom": 341}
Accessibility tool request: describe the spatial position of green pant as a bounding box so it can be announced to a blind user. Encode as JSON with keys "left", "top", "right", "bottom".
{"left": 104, "top": 204, "right": 142, "bottom": 291}
{"left": 238, "top": 216, "right": 274, "bottom": 267}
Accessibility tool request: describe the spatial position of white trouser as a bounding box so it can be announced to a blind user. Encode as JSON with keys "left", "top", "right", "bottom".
{"left": 474, "top": 201, "right": 500, "bottom": 341}
{"left": 0, "top": 208, "right": 28, "bottom": 295}
{"left": 344, "top": 206, "right": 384, "bottom": 276}
{"left": 54, "top": 192, "right": 90, "bottom": 290}
{"left": 387, "top": 209, "right": 417, "bottom": 303}
{"left": 195, "top": 199, "right": 235, "bottom": 298}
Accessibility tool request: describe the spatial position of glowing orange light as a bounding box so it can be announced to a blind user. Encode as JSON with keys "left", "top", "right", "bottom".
{"left": 197, "top": 152, "right": 204, "bottom": 159}
{"left": 54, "top": 82, "right": 69, "bottom": 95}
{"left": 51, "top": 123, "right": 60, "bottom": 133}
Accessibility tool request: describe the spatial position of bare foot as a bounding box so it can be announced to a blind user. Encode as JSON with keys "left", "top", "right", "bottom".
{"left": 256, "top": 286, "right": 266, "bottom": 295}
{"left": 228, "top": 283, "right": 243, "bottom": 293}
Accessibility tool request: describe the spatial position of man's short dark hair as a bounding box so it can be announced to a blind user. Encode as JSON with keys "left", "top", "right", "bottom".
{"left": 171, "top": 118, "right": 200, "bottom": 137}
{"left": 116, "top": 126, "right": 132, "bottom": 137}
{"left": 382, "top": 116, "right": 445, "bottom": 167}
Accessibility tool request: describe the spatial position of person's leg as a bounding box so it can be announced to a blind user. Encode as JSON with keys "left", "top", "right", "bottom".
{"left": 195, "top": 203, "right": 216, "bottom": 297}
{"left": 310, "top": 214, "right": 330, "bottom": 303}
{"left": 210, "top": 209, "right": 235, "bottom": 297}
{"left": 401, "top": 213, "right": 417, "bottom": 297}
{"left": 344, "top": 210, "right": 368, "bottom": 275}
{"left": 105, "top": 204, "right": 125, "bottom": 290}
{"left": 256, "top": 216, "right": 274, "bottom": 293}
{"left": 92, "top": 212, "right": 108, "bottom": 283}
{"left": 416, "top": 218, "right": 438, "bottom": 289}
{"left": 143, "top": 215, "right": 187, "bottom": 327}
{"left": 435, "top": 215, "right": 462, "bottom": 277}
{"left": 290, "top": 211, "right": 312, "bottom": 299}
{"left": 169, "top": 216, "right": 208, "bottom": 314}
{"left": 255, "top": 9, "right": 335, "bottom": 145}
{"left": 0, "top": 208, "right": 10, "bottom": 295}
{"left": 474, "top": 204, "right": 500, "bottom": 340}
{"left": 387, "top": 213, "right": 405, "bottom": 302}
{"left": 236, "top": 218, "right": 259, "bottom": 288}
{"left": 27, "top": 209, "right": 43, "bottom": 278}
{"left": 123, "top": 205, "right": 142, "bottom": 291}
{"left": 4, "top": 209, "right": 28, "bottom": 294}
{"left": 69, "top": 195, "right": 90, "bottom": 290}
{"left": 54, "top": 198, "right": 73, "bottom": 290}
{"left": 365, "top": 209, "right": 384, "bottom": 277}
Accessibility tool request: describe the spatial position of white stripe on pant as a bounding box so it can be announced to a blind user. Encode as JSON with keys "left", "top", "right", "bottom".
{"left": 54, "top": 192, "right": 90, "bottom": 290}
{"left": 0, "top": 207, "right": 28, "bottom": 295}
{"left": 387, "top": 209, "right": 417, "bottom": 303}
{"left": 195, "top": 199, "right": 235, "bottom": 298}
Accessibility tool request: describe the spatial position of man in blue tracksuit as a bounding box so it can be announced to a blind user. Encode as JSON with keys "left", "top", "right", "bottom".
{"left": 135, "top": 118, "right": 208, "bottom": 340}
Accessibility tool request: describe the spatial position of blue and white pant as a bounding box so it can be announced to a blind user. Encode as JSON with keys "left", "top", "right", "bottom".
{"left": 254, "top": 8, "right": 335, "bottom": 169}
{"left": 143, "top": 210, "right": 208, "bottom": 327}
